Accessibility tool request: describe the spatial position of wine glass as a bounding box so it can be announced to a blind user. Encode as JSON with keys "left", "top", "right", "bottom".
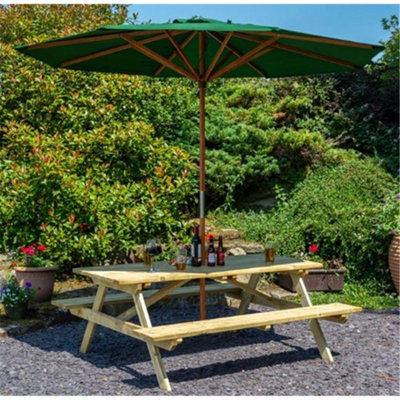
{"left": 145, "top": 238, "right": 162, "bottom": 272}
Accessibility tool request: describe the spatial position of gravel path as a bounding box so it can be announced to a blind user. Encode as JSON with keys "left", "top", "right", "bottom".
{"left": 0, "top": 303, "right": 398, "bottom": 396}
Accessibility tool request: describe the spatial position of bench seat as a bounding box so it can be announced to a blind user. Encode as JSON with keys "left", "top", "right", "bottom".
{"left": 137, "top": 303, "right": 362, "bottom": 342}
{"left": 52, "top": 282, "right": 241, "bottom": 310}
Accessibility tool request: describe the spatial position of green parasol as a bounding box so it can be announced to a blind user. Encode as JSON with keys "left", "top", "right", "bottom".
{"left": 16, "top": 17, "right": 383, "bottom": 319}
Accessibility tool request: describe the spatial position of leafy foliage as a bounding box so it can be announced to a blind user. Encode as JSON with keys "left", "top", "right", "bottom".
{"left": 0, "top": 121, "right": 195, "bottom": 272}
{"left": 0, "top": 5, "right": 196, "bottom": 271}
{"left": 217, "top": 158, "right": 397, "bottom": 291}
{"left": 0, "top": 275, "right": 35, "bottom": 306}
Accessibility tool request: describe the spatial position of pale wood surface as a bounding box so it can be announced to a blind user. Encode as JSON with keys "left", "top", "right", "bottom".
{"left": 79, "top": 285, "right": 107, "bottom": 353}
{"left": 290, "top": 273, "right": 334, "bottom": 362}
{"left": 137, "top": 303, "right": 362, "bottom": 341}
{"left": 133, "top": 292, "right": 171, "bottom": 391}
{"left": 52, "top": 282, "right": 241, "bottom": 309}
{"left": 117, "top": 280, "right": 190, "bottom": 321}
{"left": 236, "top": 273, "right": 260, "bottom": 315}
{"left": 73, "top": 254, "right": 322, "bottom": 286}
{"left": 70, "top": 307, "right": 180, "bottom": 351}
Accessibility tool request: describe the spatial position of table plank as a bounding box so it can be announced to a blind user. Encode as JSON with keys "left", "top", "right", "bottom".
{"left": 137, "top": 303, "right": 362, "bottom": 341}
{"left": 73, "top": 254, "right": 322, "bottom": 286}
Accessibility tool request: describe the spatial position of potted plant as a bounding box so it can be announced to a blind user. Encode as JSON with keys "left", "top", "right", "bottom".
{"left": 380, "top": 193, "right": 400, "bottom": 294}
{"left": 0, "top": 275, "right": 35, "bottom": 319}
{"left": 11, "top": 244, "right": 57, "bottom": 302}
{"left": 276, "top": 243, "right": 347, "bottom": 292}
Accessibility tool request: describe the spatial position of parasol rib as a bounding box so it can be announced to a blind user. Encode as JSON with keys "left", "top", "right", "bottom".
{"left": 121, "top": 34, "right": 196, "bottom": 81}
{"left": 166, "top": 31, "right": 199, "bottom": 80}
{"left": 243, "top": 31, "right": 373, "bottom": 49}
{"left": 155, "top": 31, "right": 197, "bottom": 77}
{"left": 61, "top": 44, "right": 130, "bottom": 67}
{"left": 232, "top": 32, "right": 264, "bottom": 43}
{"left": 61, "top": 32, "right": 185, "bottom": 68}
{"left": 205, "top": 32, "right": 233, "bottom": 81}
{"left": 276, "top": 43, "right": 357, "bottom": 68}
{"left": 208, "top": 32, "right": 267, "bottom": 78}
{"left": 209, "top": 37, "right": 277, "bottom": 81}
{"left": 27, "top": 30, "right": 185, "bottom": 50}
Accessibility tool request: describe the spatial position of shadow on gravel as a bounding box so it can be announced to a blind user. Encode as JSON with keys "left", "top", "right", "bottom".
{"left": 362, "top": 308, "right": 399, "bottom": 315}
{"left": 13, "top": 305, "right": 340, "bottom": 391}
{"left": 119, "top": 347, "right": 323, "bottom": 390}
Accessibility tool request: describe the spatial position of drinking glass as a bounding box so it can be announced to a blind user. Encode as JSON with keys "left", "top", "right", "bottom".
{"left": 145, "top": 238, "right": 162, "bottom": 272}
{"left": 264, "top": 242, "right": 276, "bottom": 263}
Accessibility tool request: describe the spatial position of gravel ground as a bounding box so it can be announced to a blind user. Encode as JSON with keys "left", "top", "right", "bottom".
{"left": 0, "top": 303, "right": 398, "bottom": 396}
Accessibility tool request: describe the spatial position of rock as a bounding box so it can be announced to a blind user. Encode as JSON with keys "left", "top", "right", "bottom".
{"left": 217, "top": 228, "right": 244, "bottom": 240}
{"left": 237, "top": 242, "right": 263, "bottom": 254}
{"left": 224, "top": 240, "right": 263, "bottom": 254}
{"left": 227, "top": 247, "right": 247, "bottom": 256}
{"left": 0, "top": 253, "right": 11, "bottom": 272}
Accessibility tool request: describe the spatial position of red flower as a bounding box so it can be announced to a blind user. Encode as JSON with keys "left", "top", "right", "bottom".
{"left": 37, "top": 245, "right": 47, "bottom": 252}
{"left": 20, "top": 247, "right": 26, "bottom": 253}
{"left": 11, "top": 262, "right": 17, "bottom": 267}
{"left": 25, "top": 246, "right": 35, "bottom": 256}
{"left": 308, "top": 244, "right": 319, "bottom": 253}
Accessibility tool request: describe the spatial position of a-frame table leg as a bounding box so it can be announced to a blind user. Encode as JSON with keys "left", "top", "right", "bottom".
{"left": 237, "top": 273, "right": 260, "bottom": 315}
{"left": 290, "top": 273, "right": 334, "bottom": 362}
{"left": 80, "top": 284, "right": 108, "bottom": 354}
{"left": 132, "top": 291, "right": 171, "bottom": 392}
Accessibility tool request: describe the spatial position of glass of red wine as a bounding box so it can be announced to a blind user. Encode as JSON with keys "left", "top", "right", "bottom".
{"left": 145, "top": 238, "right": 162, "bottom": 272}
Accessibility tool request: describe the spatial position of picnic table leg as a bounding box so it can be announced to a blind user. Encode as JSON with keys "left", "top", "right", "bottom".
{"left": 80, "top": 284, "right": 108, "bottom": 354}
{"left": 132, "top": 291, "right": 171, "bottom": 392}
{"left": 237, "top": 273, "right": 260, "bottom": 315}
{"left": 290, "top": 273, "right": 334, "bottom": 362}
{"left": 199, "top": 278, "right": 206, "bottom": 320}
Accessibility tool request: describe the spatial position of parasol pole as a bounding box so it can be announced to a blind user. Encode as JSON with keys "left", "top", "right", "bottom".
{"left": 199, "top": 32, "right": 207, "bottom": 320}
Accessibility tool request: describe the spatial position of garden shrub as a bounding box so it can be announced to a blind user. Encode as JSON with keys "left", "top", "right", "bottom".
{"left": 237, "top": 158, "right": 397, "bottom": 292}
{"left": 0, "top": 121, "right": 195, "bottom": 272}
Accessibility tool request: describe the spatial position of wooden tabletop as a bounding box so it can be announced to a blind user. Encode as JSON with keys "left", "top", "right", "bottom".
{"left": 73, "top": 254, "right": 322, "bottom": 286}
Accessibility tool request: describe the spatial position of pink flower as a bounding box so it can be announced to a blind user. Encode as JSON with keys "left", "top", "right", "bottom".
{"left": 24, "top": 246, "right": 35, "bottom": 256}
{"left": 37, "top": 244, "right": 47, "bottom": 252}
{"left": 308, "top": 244, "right": 319, "bottom": 253}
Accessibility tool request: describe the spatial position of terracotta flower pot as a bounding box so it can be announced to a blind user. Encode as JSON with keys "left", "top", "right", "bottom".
{"left": 389, "top": 235, "right": 400, "bottom": 294}
{"left": 15, "top": 266, "right": 57, "bottom": 302}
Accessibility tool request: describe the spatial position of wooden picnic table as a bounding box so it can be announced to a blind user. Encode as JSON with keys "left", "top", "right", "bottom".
{"left": 52, "top": 254, "right": 361, "bottom": 392}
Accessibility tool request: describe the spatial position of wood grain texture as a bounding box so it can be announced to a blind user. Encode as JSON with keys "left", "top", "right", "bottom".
{"left": 52, "top": 282, "right": 241, "bottom": 309}
{"left": 70, "top": 307, "right": 180, "bottom": 351}
{"left": 73, "top": 254, "right": 322, "bottom": 286}
{"left": 137, "top": 303, "right": 362, "bottom": 341}
{"left": 290, "top": 273, "right": 335, "bottom": 362}
{"left": 79, "top": 285, "right": 107, "bottom": 353}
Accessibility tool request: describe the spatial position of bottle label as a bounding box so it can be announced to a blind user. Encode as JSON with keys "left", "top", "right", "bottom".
{"left": 218, "top": 251, "right": 225, "bottom": 264}
{"left": 208, "top": 253, "right": 216, "bottom": 264}
{"left": 191, "top": 244, "right": 202, "bottom": 260}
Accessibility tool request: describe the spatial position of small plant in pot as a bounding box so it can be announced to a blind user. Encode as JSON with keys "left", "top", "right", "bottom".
{"left": 11, "top": 244, "right": 57, "bottom": 303}
{"left": 0, "top": 275, "right": 35, "bottom": 319}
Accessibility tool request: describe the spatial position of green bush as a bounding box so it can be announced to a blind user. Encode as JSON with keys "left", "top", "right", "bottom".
{"left": 0, "top": 121, "right": 195, "bottom": 272}
{"left": 215, "top": 158, "right": 397, "bottom": 292}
